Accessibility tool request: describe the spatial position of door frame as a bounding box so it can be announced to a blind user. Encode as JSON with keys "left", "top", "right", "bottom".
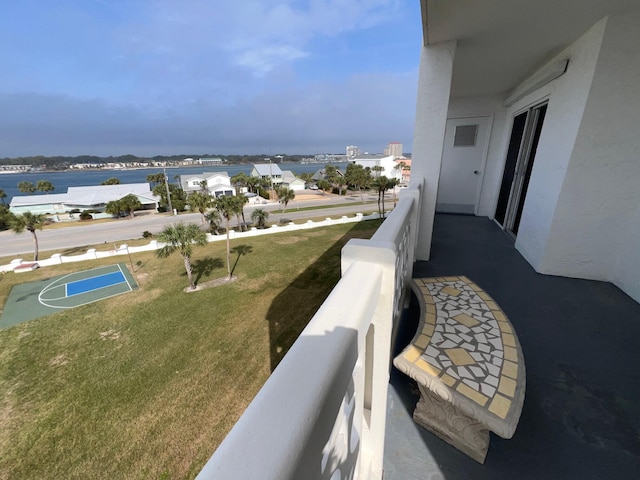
{"left": 493, "top": 99, "right": 548, "bottom": 235}
{"left": 443, "top": 114, "right": 494, "bottom": 215}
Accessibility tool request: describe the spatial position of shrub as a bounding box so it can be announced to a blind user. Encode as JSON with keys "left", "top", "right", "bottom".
{"left": 142, "top": 230, "right": 153, "bottom": 239}
{"left": 79, "top": 210, "right": 93, "bottom": 220}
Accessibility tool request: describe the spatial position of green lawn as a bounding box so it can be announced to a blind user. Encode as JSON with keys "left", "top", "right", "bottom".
{"left": 0, "top": 220, "right": 381, "bottom": 480}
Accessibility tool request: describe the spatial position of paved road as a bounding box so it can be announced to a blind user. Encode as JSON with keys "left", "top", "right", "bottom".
{"left": 0, "top": 193, "right": 388, "bottom": 258}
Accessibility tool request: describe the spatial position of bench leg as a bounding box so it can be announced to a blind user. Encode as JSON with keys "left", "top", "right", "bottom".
{"left": 413, "top": 385, "right": 490, "bottom": 464}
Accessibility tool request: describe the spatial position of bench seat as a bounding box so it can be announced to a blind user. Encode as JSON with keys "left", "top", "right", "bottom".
{"left": 393, "top": 276, "right": 526, "bottom": 463}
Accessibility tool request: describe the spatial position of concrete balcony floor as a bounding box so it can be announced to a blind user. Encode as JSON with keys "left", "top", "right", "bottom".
{"left": 385, "top": 214, "right": 640, "bottom": 479}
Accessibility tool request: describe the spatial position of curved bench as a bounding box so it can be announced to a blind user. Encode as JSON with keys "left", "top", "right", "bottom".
{"left": 393, "top": 276, "right": 526, "bottom": 463}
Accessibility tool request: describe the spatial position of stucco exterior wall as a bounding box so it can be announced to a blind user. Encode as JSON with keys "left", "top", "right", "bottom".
{"left": 540, "top": 11, "right": 640, "bottom": 302}
{"left": 411, "top": 41, "right": 456, "bottom": 260}
{"left": 510, "top": 18, "right": 608, "bottom": 271}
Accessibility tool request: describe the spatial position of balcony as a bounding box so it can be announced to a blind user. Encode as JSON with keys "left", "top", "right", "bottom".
{"left": 196, "top": 179, "right": 640, "bottom": 479}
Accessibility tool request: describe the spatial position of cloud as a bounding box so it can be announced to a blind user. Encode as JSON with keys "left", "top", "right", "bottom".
{"left": 0, "top": 68, "right": 417, "bottom": 157}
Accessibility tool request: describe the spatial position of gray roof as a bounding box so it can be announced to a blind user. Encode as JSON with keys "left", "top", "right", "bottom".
{"left": 253, "top": 164, "right": 283, "bottom": 176}
{"left": 10, "top": 183, "right": 158, "bottom": 207}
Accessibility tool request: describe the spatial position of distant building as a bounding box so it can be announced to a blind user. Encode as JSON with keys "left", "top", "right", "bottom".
{"left": 383, "top": 142, "right": 403, "bottom": 158}
{"left": 198, "top": 157, "right": 223, "bottom": 165}
{"left": 9, "top": 183, "right": 159, "bottom": 216}
{"left": 349, "top": 154, "right": 401, "bottom": 180}
{"left": 346, "top": 146, "right": 360, "bottom": 159}
{"left": 394, "top": 158, "right": 411, "bottom": 184}
{"left": 0, "top": 164, "right": 31, "bottom": 173}
{"left": 179, "top": 172, "right": 234, "bottom": 197}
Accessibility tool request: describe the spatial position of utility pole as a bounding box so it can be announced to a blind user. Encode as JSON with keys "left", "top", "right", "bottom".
{"left": 163, "top": 164, "right": 174, "bottom": 215}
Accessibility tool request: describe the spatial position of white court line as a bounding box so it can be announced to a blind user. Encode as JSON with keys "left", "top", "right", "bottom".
{"left": 117, "top": 264, "right": 133, "bottom": 292}
{"left": 39, "top": 290, "right": 136, "bottom": 309}
{"left": 38, "top": 264, "right": 124, "bottom": 308}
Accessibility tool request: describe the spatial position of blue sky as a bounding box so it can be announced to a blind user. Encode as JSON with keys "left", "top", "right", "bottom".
{"left": 0, "top": 0, "right": 422, "bottom": 157}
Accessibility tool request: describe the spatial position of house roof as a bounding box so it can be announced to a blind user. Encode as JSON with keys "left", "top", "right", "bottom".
{"left": 423, "top": 0, "right": 636, "bottom": 97}
{"left": 253, "top": 164, "right": 283, "bottom": 176}
{"left": 281, "top": 170, "right": 304, "bottom": 184}
{"left": 10, "top": 183, "right": 158, "bottom": 207}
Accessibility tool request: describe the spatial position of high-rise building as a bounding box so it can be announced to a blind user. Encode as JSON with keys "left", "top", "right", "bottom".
{"left": 346, "top": 145, "right": 360, "bottom": 159}
{"left": 384, "top": 142, "right": 403, "bottom": 158}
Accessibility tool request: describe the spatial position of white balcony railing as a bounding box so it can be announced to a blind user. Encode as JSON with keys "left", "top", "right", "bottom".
{"left": 196, "top": 179, "right": 424, "bottom": 480}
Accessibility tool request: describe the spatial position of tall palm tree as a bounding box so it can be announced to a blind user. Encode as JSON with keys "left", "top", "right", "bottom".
{"left": 251, "top": 208, "right": 269, "bottom": 229}
{"left": 156, "top": 222, "right": 208, "bottom": 290}
{"left": 214, "top": 195, "right": 237, "bottom": 279}
{"left": 17, "top": 181, "right": 36, "bottom": 193}
{"left": 277, "top": 188, "right": 295, "bottom": 218}
{"left": 119, "top": 194, "right": 142, "bottom": 218}
{"left": 36, "top": 180, "right": 55, "bottom": 194}
{"left": 10, "top": 211, "right": 47, "bottom": 261}
{"left": 187, "top": 191, "right": 211, "bottom": 224}
{"left": 232, "top": 195, "right": 248, "bottom": 232}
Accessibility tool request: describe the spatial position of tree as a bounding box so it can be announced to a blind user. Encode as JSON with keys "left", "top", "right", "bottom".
{"left": 18, "top": 181, "right": 36, "bottom": 193}
{"left": 214, "top": 195, "right": 237, "bottom": 279}
{"left": 199, "top": 180, "right": 209, "bottom": 194}
{"left": 187, "top": 191, "right": 212, "bottom": 224}
{"left": 119, "top": 194, "right": 142, "bottom": 218}
{"left": 251, "top": 208, "right": 269, "bottom": 229}
{"left": 146, "top": 173, "right": 166, "bottom": 186}
{"left": 231, "top": 172, "right": 249, "bottom": 195}
{"left": 156, "top": 222, "right": 208, "bottom": 290}
{"left": 101, "top": 177, "right": 121, "bottom": 185}
{"left": 153, "top": 183, "right": 187, "bottom": 212}
{"left": 105, "top": 199, "right": 124, "bottom": 218}
{"left": 371, "top": 165, "right": 384, "bottom": 178}
{"left": 372, "top": 175, "right": 391, "bottom": 218}
{"left": 316, "top": 179, "right": 331, "bottom": 194}
{"left": 205, "top": 210, "right": 222, "bottom": 234}
{"left": 0, "top": 205, "right": 11, "bottom": 231}
{"left": 277, "top": 188, "right": 295, "bottom": 217}
{"left": 0, "top": 189, "right": 6, "bottom": 205}
{"left": 344, "top": 163, "right": 372, "bottom": 203}
{"left": 36, "top": 180, "right": 55, "bottom": 194}
{"left": 233, "top": 195, "right": 249, "bottom": 232}
{"left": 10, "top": 212, "right": 47, "bottom": 261}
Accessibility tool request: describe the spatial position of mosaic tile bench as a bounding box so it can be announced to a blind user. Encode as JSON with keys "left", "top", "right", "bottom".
{"left": 393, "top": 276, "right": 526, "bottom": 463}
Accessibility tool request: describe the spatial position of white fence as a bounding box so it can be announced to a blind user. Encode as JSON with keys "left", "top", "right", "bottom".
{"left": 1, "top": 213, "right": 378, "bottom": 274}
{"left": 196, "top": 179, "right": 423, "bottom": 480}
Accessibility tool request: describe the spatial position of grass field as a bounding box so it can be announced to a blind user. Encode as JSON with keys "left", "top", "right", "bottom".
{"left": 0, "top": 219, "right": 381, "bottom": 480}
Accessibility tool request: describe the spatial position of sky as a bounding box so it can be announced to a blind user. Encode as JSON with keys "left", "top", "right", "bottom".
{"left": 0, "top": 0, "right": 422, "bottom": 157}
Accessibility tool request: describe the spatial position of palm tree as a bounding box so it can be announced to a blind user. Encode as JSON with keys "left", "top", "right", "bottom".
{"left": 119, "top": 194, "right": 142, "bottom": 218}
{"left": 156, "top": 222, "right": 208, "bottom": 290}
{"left": 101, "top": 177, "right": 121, "bottom": 185}
{"left": 36, "top": 180, "right": 55, "bottom": 193}
{"left": 0, "top": 189, "right": 6, "bottom": 205}
{"left": 277, "top": 187, "right": 295, "bottom": 218}
{"left": 251, "top": 208, "right": 269, "bottom": 229}
{"left": 372, "top": 175, "right": 389, "bottom": 218}
{"left": 187, "top": 191, "right": 211, "bottom": 224}
{"left": 10, "top": 212, "right": 47, "bottom": 261}
{"left": 231, "top": 172, "right": 249, "bottom": 195}
{"left": 18, "top": 181, "right": 36, "bottom": 193}
{"left": 232, "top": 195, "right": 249, "bottom": 232}
{"left": 205, "top": 210, "right": 222, "bottom": 234}
{"left": 214, "top": 195, "right": 237, "bottom": 279}
{"left": 105, "top": 199, "right": 124, "bottom": 218}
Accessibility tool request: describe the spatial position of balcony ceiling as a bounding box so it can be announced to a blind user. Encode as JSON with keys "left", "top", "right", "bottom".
{"left": 423, "top": 0, "right": 637, "bottom": 97}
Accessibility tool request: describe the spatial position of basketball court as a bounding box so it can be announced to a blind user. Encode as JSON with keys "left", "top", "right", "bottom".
{"left": 0, "top": 263, "right": 138, "bottom": 329}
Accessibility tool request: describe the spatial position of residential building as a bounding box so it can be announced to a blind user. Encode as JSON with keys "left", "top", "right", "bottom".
{"left": 198, "top": 157, "right": 223, "bottom": 165}
{"left": 281, "top": 170, "right": 306, "bottom": 191}
{"left": 251, "top": 163, "right": 283, "bottom": 187}
{"left": 383, "top": 142, "right": 403, "bottom": 158}
{"left": 198, "top": 1, "right": 640, "bottom": 479}
{"left": 350, "top": 154, "right": 401, "bottom": 180}
{"left": 9, "top": 183, "right": 159, "bottom": 217}
{"left": 179, "top": 172, "right": 234, "bottom": 197}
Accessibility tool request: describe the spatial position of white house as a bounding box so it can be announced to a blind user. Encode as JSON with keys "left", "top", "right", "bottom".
{"left": 179, "top": 172, "right": 235, "bottom": 197}
{"left": 9, "top": 183, "right": 159, "bottom": 216}
{"left": 349, "top": 154, "right": 401, "bottom": 181}
{"left": 281, "top": 170, "right": 306, "bottom": 191}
